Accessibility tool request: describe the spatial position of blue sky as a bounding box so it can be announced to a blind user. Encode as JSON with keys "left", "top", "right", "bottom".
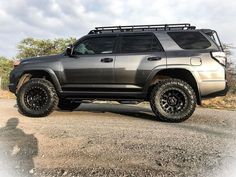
{"left": 0, "top": 0, "right": 235, "bottom": 62}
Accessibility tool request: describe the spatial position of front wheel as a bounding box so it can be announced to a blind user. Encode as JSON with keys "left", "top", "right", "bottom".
{"left": 17, "top": 78, "right": 59, "bottom": 117}
{"left": 150, "top": 79, "right": 196, "bottom": 122}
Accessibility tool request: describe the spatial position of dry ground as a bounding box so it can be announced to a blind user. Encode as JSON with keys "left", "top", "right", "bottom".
{"left": 202, "top": 94, "right": 236, "bottom": 110}
{"left": 0, "top": 99, "right": 236, "bottom": 177}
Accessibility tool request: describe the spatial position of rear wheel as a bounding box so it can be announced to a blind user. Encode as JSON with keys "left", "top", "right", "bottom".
{"left": 150, "top": 79, "right": 196, "bottom": 122}
{"left": 58, "top": 99, "right": 81, "bottom": 111}
{"left": 17, "top": 78, "right": 58, "bottom": 117}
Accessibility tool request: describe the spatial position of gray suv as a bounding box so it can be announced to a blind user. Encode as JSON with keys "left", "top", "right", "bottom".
{"left": 9, "top": 23, "right": 228, "bottom": 122}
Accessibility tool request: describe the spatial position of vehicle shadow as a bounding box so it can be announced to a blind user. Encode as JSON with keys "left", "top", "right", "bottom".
{"left": 73, "top": 103, "right": 158, "bottom": 121}
{"left": 0, "top": 118, "right": 38, "bottom": 177}
{"left": 74, "top": 103, "right": 236, "bottom": 137}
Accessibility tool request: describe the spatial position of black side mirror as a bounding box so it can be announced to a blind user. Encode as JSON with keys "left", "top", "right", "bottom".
{"left": 66, "top": 44, "right": 74, "bottom": 56}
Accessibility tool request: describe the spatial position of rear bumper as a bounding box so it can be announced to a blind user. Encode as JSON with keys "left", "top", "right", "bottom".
{"left": 203, "top": 84, "right": 228, "bottom": 98}
{"left": 201, "top": 80, "right": 228, "bottom": 98}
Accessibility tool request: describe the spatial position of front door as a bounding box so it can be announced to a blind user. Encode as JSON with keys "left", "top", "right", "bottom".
{"left": 62, "top": 35, "right": 117, "bottom": 91}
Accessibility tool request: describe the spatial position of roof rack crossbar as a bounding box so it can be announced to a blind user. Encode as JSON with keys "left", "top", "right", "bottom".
{"left": 89, "top": 23, "right": 196, "bottom": 34}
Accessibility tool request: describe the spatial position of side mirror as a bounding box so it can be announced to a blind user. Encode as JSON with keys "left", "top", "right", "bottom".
{"left": 66, "top": 44, "right": 74, "bottom": 56}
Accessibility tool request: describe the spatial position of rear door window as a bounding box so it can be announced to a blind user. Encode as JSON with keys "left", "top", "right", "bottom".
{"left": 168, "top": 32, "right": 211, "bottom": 49}
{"left": 120, "top": 34, "right": 163, "bottom": 53}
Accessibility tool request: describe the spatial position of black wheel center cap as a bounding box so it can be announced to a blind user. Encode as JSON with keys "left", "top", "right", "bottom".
{"left": 168, "top": 96, "right": 178, "bottom": 106}
{"left": 24, "top": 87, "right": 48, "bottom": 110}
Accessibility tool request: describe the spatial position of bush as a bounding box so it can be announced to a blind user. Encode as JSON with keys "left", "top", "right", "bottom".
{"left": 229, "top": 82, "right": 236, "bottom": 94}
{"left": 0, "top": 57, "right": 13, "bottom": 90}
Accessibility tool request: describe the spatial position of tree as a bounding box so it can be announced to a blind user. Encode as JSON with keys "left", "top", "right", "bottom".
{"left": 16, "top": 37, "right": 77, "bottom": 59}
{"left": 0, "top": 57, "right": 13, "bottom": 90}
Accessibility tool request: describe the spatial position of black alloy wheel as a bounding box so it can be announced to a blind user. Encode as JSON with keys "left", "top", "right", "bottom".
{"left": 150, "top": 79, "right": 196, "bottom": 122}
{"left": 17, "top": 78, "right": 58, "bottom": 117}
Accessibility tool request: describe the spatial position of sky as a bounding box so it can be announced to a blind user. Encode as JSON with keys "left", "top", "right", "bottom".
{"left": 0, "top": 0, "right": 236, "bottom": 62}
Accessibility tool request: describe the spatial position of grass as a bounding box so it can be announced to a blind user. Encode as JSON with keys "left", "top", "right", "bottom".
{"left": 201, "top": 93, "right": 236, "bottom": 111}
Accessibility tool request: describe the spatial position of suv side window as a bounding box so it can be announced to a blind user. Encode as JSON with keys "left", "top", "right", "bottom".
{"left": 74, "top": 36, "right": 116, "bottom": 55}
{"left": 168, "top": 32, "right": 211, "bottom": 49}
{"left": 120, "top": 34, "right": 163, "bottom": 53}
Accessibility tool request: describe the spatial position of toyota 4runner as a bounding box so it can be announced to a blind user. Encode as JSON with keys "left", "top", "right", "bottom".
{"left": 9, "top": 23, "right": 228, "bottom": 122}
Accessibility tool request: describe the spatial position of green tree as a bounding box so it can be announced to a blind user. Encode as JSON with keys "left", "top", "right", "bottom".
{"left": 16, "top": 37, "right": 77, "bottom": 59}
{"left": 0, "top": 57, "right": 13, "bottom": 90}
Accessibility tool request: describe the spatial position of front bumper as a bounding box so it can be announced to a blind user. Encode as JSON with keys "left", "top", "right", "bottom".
{"left": 8, "top": 68, "right": 22, "bottom": 94}
{"left": 8, "top": 83, "right": 16, "bottom": 93}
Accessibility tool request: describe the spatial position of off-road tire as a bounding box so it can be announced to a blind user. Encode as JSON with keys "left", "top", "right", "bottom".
{"left": 58, "top": 99, "right": 81, "bottom": 111}
{"left": 150, "top": 79, "right": 196, "bottom": 122}
{"left": 17, "top": 78, "right": 59, "bottom": 117}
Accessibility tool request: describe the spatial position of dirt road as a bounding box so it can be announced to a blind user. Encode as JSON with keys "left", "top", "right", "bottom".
{"left": 0, "top": 99, "right": 236, "bottom": 177}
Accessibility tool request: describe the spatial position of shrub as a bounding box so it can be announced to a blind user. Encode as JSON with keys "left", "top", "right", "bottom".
{"left": 0, "top": 57, "right": 13, "bottom": 90}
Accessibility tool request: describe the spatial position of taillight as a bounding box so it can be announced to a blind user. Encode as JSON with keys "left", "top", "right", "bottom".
{"left": 13, "top": 60, "right": 21, "bottom": 68}
{"left": 211, "top": 51, "right": 227, "bottom": 66}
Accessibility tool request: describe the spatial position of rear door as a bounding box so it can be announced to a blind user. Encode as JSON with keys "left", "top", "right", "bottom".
{"left": 114, "top": 33, "right": 166, "bottom": 90}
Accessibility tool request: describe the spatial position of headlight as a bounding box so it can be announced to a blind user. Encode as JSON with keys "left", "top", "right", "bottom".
{"left": 13, "top": 60, "right": 21, "bottom": 68}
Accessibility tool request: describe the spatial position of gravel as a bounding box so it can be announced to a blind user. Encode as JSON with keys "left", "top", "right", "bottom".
{"left": 0, "top": 99, "right": 236, "bottom": 177}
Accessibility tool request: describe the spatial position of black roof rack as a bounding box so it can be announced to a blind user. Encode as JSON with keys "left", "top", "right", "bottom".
{"left": 88, "top": 23, "right": 196, "bottom": 34}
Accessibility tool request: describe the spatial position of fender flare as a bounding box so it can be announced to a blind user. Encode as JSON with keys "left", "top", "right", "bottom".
{"left": 143, "top": 67, "right": 202, "bottom": 105}
{"left": 18, "top": 68, "right": 62, "bottom": 93}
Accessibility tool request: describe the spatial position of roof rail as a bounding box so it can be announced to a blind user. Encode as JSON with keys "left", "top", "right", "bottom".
{"left": 88, "top": 23, "right": 196, "bottom": 34}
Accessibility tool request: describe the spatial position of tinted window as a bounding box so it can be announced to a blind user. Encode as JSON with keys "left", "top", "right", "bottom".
{"left": 205, "top": 32, "right": 221, "bottom": 49}
{"left": 120, "top": 34, "right": 163, "bottom": 53}
{"left": 74, "top": 36, "right": 116, "bottom": 55}
{"left": 168, "top": 32, "right": 211, "bottom": 49}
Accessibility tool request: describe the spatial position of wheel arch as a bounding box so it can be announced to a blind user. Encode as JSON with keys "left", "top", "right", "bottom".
{"left": 16, "top": 69, "right": 62, "bottom": 93}
{"left": 145, "top": 68, "right": 201, "bottom": 105}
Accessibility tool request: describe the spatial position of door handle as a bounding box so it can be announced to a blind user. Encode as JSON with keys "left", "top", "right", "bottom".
{"left": 101, "top": 58, "right": 113, "bottom": 63}
{"left": 147, "top": 56, "right": 162, "bottom": 61}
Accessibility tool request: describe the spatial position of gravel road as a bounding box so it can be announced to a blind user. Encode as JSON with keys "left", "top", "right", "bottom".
{"left": 0, "top": 99, "right": 236, "bottom": 177}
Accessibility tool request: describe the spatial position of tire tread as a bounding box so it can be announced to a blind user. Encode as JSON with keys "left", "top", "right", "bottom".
{"left": 17, "top": 78, "right": 59, "bottom": 117}
{"left": 149, "top": 78, "right": 196, "bottom": 122}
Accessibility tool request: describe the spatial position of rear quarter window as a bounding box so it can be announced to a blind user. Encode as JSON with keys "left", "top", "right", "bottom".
{"left": 120, "top": 34, "right": 163, "bottom": 53}
{"left": 168, "top": 32, "right": 211, "bottom": 49}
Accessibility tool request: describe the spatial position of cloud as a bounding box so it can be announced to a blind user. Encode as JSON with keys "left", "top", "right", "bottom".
{"left": 0, "top": 0, "right": 235, "bottom": 59}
